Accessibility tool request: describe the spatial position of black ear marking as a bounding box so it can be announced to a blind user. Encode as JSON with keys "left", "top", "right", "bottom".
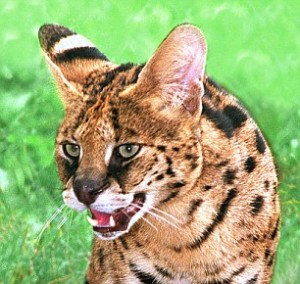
{"left": 38, "top": 24, "right": 75, "bottom": 52}
{"left": 55, "top": 46, "right": 108, "bottom": 63}
{"left": 39, "top": 24, "right": 108, "bottom": 62}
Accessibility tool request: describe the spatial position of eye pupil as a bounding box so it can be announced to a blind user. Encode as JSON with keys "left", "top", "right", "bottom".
{"left": 126, "top": 145, "right": 132, "bottom": 152}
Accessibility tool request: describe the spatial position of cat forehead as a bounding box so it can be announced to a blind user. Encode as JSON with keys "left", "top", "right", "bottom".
{"left": 81, "top": 63, "right": 144, "bottom": 97}
{"left": 59, "top": 92, "right": 180, "bottom": 145}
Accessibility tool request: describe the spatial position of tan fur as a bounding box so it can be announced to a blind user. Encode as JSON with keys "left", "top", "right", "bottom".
{"left": 39, "top": 24, "right": 280, "bottom": 283}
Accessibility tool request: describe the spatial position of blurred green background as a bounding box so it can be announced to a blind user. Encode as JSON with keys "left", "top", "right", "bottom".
{"left": 0, "top": 1, "right": 299, "bottom": 283}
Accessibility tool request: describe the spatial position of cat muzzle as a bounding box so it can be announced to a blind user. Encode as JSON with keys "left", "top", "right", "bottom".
{"left": 87, "top": 193, "right": 145, "bottom": 234}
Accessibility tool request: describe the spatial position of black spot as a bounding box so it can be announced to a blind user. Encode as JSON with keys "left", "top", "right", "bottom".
{"left": 119, "top": 237, "right": 129, "bottom": 250}
{"left": 251, "top": 235, "right": 259, "bottom": 242}
{"left": 166, "top": 156, "right": 173, "bottom": 166}
{"left": 154, "top": 265, "right": 173, "bottom": 279}
{"left": 55, "top": 46, "right": 108, "bottom": 63}
{"left": 166, "top": 167, "right": 175, "bottom": 176}
{"left": 271, "top": 218, "right": 280, "bottom": 240}
{"left": 264, "top": 180, "right": 270, "bottom": 190}
{"left": 255, "top": 129, "right": 266, "bottom": 154}
{"left": 172, "top": 147, "right": 180, "bottom": 152}
{"left": 202, "top": 103, "right": 234, "bottom": 138}
{"left": 129, "top": 262, "right": 160, "bottom": 284}
{"left": 223, "top": 169, "right": 236, "bottom": 184}
{"left": 188, "top": 199, "right": 203, "bottom": 216}
{"left": 250, "top": 196, "right": 264, "bottom": 215}
{"left": 191, "top": 162, "right": 199, "bottom": 170}
{"left": 111, "top": 108, "right": 118, "bottom": 116}
{"left": 223, "top": 105, "right": 247, "bottom": 129}
{"left": 169, "top": 181, "right": 186, "bottom": 188}
{"left": 245, "top": 156, "right": 256, "bottom": 173}
{"left": 156, "top": 174, "right": 164, "bottom": 181}
{"left": 247, "top": 274, "right": 258, "bottom": 283}
{"left": 161, "top": 191, "right": 180, "bottom": 204}
{"left": 99, "top": 248, "right": 105, "bottom": 267}
{"left": 185, "top": 154, "right": 193, "bottom": 160}
{"left": 264, "top": 249, "right": 270, "bottom": 259}
{"left": 204, "top": 185, "right": 212, "bottom": 191}
{"left": 157, "top": 145, "right": 166, "bottom": 152}
{"left": 147, "top": 181, "right": 152, "bottom": 186}
{"left": 188, "top": 188, "right": 237, "bottom": 249}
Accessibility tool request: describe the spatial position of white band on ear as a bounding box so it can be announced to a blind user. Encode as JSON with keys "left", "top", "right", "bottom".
{"left": 54, "top": 34, "right": 96, "bottom": 54}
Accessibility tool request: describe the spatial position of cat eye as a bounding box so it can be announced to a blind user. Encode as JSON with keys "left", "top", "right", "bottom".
{"left": 118, "top": 144, "right": 140, "bottom": 159}
{"left": 62, "top": 143, "right": 81, "bottom": 159}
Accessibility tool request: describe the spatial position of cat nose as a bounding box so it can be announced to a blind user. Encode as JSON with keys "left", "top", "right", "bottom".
{"left": 73, "top": 170, "right": 110, "bottom": 206}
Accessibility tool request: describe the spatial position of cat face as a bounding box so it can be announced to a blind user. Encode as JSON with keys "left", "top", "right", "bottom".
{"left": 39, "top": 24, "right": 206, "bottom": 239}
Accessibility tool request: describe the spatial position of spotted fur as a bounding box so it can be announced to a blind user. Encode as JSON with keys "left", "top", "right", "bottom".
{"left": 39, "top": 24, "right": 280, "bottom": 283}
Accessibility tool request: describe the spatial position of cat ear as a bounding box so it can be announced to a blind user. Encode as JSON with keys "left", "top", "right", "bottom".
{"left": 38, "top": 24, "right": 114, "bottom": 105}
{"left": 138, "top": 24, "right": 207, "bottom": 116}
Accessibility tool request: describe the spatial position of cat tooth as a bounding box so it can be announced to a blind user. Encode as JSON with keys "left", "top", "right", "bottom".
{"left": 109, "top": 216, "right": 116, "bottom": 227}
{"left": 87, "top": 216, "right": 98, "bottom": 227}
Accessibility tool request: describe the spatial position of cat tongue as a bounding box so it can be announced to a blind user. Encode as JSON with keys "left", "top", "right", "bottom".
{"left": 91, "top": 209, "right": 111, "bottom": 226}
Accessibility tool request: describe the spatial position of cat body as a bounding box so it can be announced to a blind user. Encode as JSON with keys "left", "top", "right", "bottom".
{"left": 39, "top": 24, "right": 279, "bottom": 283}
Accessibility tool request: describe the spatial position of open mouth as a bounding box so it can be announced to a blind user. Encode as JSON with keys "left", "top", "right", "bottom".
{"left": 87, "top": 193, "right": 145, "bottom": 234}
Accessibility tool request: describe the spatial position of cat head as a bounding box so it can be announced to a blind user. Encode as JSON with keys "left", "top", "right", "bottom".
{"left": 39, "top": 23, "right": 207, "bottom": 240}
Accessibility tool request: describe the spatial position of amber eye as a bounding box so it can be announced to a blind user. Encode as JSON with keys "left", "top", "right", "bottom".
{"left": 118, "top": 144, "right": 140, "bottom": 159}
{"left": 62, "top": 143, "right": 81, "bottom": 159}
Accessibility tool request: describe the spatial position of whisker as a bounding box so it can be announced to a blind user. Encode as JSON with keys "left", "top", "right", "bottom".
{"left": 150, "top": 206, "right": 183, "bottom": 224}
{"left": 35, "top": 203, "right": 66, "bottom": 243}
{"left": 120, "top": 209, "right": 158, "bottom": 232}
{"left": 141, "top": 216, "right": 159, "bottom": 232}
{"left": 57, "top": 216, "right": 68, "bottom": 230}
{"left": 132, "top": 204, "right": 183, "bottom": 231}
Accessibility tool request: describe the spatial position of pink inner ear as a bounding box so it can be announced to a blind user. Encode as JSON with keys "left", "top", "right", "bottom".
{"left": 137, "top": 25, "right": 207, "bottom": 116}
{"left": 181, "top": 37, "right": 206, "bottom": 87}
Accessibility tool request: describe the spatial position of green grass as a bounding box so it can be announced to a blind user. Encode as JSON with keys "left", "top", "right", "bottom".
{"left": 0, "top": 1, "right": 299, "bottom": 283}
